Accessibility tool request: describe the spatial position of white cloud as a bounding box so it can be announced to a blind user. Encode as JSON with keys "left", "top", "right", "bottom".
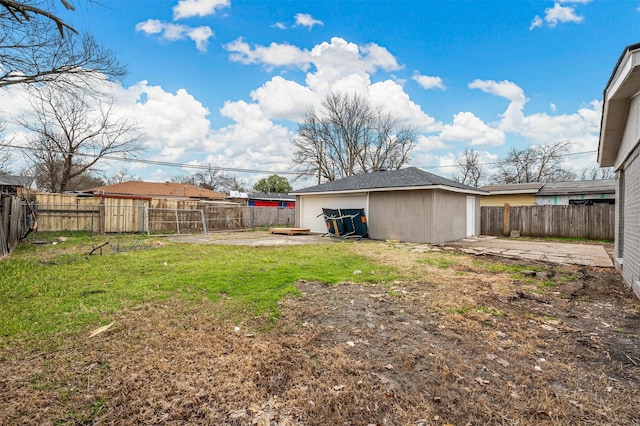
{"left": 226, "top": 37, "right": 436, "bottom": 132}
{"left": 173, "top": 0, "right": 230, "bottom": 20}
{"left": 203, "top": 100, "right": 294, "bottom": 172}
{"left": 272, "top": 22, "right": 287, "bottom": 30}
{"left": 468, "top": 79, "right": 526, "bottom": 104}
{"left": 135, "top": 19, "right": 164, "bottom": 34}
{"left": 250, "top": 76, "right": 320, "bottom": 121}
{"left": 412, "top": 71, "right": 445, "bottom": 90}
{"left": 468, "top": 79, "right": 601, "bottom": 159}
{"left": 439, "top": 112, "right": 505, "bottom": 147}
{"left": 415, "top": 135, "right": 450, "bottom": 152}
{"left": 529, "top": 15, "right": 543, "bottom": 30}
{"left": 225, "top": 38, "right": 310, "bottom": 69}
{"left": 136, "top": 20, "right": 214, "bottom": 52}
{"left": 294, "top": 13, "right": 323, "bottom": 30}
{"left": 187, "top": 26, "right": 215, "bottom": 51}
{"left": 530, "top": 2, "right": 584, "bottom": 29}
{"left": 369, "top": 80, "right": 441, "bottom": 132}
{"left": 550, "top": 103, "right": 557, "bottom": 112}
{"left": 545, "top": 3, "right": 583, "bottom": 26}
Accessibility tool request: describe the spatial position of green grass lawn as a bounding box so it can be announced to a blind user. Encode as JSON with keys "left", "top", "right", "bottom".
{"left": 0, "top": 233, "right": 398, "bottom": 344}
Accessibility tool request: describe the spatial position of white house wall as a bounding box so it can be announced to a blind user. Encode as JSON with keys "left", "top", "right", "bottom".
{"left": 615, "top": 94, "right": 640, "bottom": 170}
{"left": 296, "top": 193, "right": 368, "bottom": 233}
{"left": 535, "top": 194, "right": 615, "bottom": 205}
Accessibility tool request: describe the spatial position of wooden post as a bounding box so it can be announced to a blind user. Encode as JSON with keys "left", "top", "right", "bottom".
{"left": 503, "top": 203, "right": 510, "bottom": 236}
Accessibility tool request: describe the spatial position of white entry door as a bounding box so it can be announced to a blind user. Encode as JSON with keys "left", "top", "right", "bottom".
{"left": 466, "top": 196, "right": 475, "bottom": 237}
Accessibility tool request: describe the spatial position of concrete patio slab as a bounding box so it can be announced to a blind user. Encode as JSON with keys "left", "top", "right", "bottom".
{"left": 449, "top": 236, "right": 613, "bottom": 268}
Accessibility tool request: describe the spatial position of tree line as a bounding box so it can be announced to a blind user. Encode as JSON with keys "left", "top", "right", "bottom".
{"left": 451, "top": 142, "right": 613, "bottom": 188}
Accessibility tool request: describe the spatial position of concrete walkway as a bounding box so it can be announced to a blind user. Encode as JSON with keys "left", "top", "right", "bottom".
{"left": 449, "top": 236, "right": 613, "bottom": 268}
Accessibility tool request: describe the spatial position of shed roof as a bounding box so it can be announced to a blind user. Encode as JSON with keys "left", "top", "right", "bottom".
{"left": 291, "top": 167, "right": 485, "bottom": 195}
{"left": 536, "top": 179, "right": 615, "bottom": 196}
{"left": 480, "top": 183, "right": 544, "bottom": 194}
{"left": 250, "top": 192, "right": 295, "bottom": 201}
{"left": 480, "top": 180, "right": 615, "bottom": 196}
{"left": 90, "top": 181, "right": 226, "bottom": 200}
{"left": 0, "top": 175, "right": 33, "bottom": 187}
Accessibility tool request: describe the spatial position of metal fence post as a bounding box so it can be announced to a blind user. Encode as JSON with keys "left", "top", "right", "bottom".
{"left": 201, "top": 209, "right": 207, "bottom": 234}
{"left": 175, "top": 209, "right": 180, "bottom": 234}
{"left": 144, "top": 206, "right": 150, "bottom": 235}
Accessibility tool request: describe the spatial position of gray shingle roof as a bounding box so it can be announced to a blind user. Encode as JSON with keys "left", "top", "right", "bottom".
{"left": 291, "top": 167, "right": 484, "bottom": 194}
{"left": 537, "top": 179, "right": 615, "bottom": 196}
{"left": 0, "top": 175, "right": 33, "bottom": 187}
{"left": 480, "top": 183, "right": 544, "bottom": 193}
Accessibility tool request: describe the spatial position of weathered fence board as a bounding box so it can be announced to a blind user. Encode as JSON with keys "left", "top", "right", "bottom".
{"left": 481, "top": 205, "right": 614, "bottom": 240}
{"left": 34, "top": 193, "right": 296, "bottom": 234}
{"left": 0, "top": 194, "right": 29, "bottom": 258}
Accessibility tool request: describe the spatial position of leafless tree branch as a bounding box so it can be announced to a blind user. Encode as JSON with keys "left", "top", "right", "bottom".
{"left": 292, "top": 92, "right": 416, "bottom": 183}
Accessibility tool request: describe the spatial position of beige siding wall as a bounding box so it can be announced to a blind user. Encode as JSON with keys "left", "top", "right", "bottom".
{"left": 433, "top": 190, "right": 467, "bottom": 243}
{"left": 481, "top": 194, "right": 536, "bottom": 207}
{"left": 369, "top": 190, "right": 434, "bottom": 242}
{"left": 369, "top": 189, "right": 470, "bottom": 244}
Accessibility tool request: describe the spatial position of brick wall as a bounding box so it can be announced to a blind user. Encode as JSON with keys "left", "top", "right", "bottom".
{"left": 621, "top": 146, "right": 640, "bottom": 298}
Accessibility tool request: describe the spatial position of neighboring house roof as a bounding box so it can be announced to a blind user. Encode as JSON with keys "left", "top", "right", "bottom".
{"left": 480, "top": 183, "right": 544, "bottom": 195}
{"left": 598, "top": 42, "right": 640, "bottom": 167}
{"left": 537, "top": 180, "right": 615, "bottom": 196}
{"left": 480, "top": 180, "right": 615, "bottom": 197}
{"left": 291, "top": 167, "right": 486, "bottom": 195}
{"left": 90, "top": 181, "right": 226, "bottom": 200}
{"left": 229, "top": 190, "right": 248, "bottom": 199}
{"left": 250, "top": 192, "right": 295, "bottom": 202}
{"left": 0, "top": 175, "right": 34, "bottom": 187}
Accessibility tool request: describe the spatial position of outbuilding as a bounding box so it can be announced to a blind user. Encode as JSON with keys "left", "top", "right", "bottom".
{"left": 291, "top": 167, "right": 485, "bottom": 244}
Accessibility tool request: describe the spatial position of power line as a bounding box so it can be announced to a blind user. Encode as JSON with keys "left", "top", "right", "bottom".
{"left": 419, "top": 149, "right": 598, "bottom": 170}
{"left": 2, "top": 142, "right": 599, "bottom": 175}
{"left": 0, "top": 143, "right": 300, "bottom": 175}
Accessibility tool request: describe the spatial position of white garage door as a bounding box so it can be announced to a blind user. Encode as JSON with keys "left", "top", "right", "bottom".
{"left": 299, "top": 193, "right": 368, "bottom": 233}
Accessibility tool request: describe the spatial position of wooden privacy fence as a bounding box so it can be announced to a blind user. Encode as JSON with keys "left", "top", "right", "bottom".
{"left": 0, "top": 194, "right": 31, "bottom": 258}
{"left": 480, "top": 204, "right": 614, "bottom": 240}
{"left": 34, "top": 193, "right": 295, "bottom": 234}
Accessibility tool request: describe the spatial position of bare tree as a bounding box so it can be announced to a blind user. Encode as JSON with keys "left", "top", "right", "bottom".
{"left": 0, "top": 122, "right": 12, "bottom": 174}
{"left": 452, "top": 148, "right": 483, "bottom": 187}
{"left": 0, "top": 1, "right": 125, "bottom": 88}
{"left": 193, "top": 165, "right": 232, "bottom": 192}
{"left": 579, "top": 166, "right": 615, "bottom": 180}
{"left": 106, "top": 168, "right": 139, "bottom": 185}
{"left": 32, "top": 159, "right": 104, "bottom": 191}
{"left": 1, "top": 0, "right": 77, "bottom": 36}
{"left": 172, "top": 165, "right": 235, "bottom": 192}
{"left": 19, "top": 84, "right": 143, "bottom": 192}
{"left": 171, "top": 174, "right": 196, "bottom": 185}
{"left": 221, "top": 176, "right": 247, "bottom": 193}
{"left": 292, "top": 92, "right": 416, "bottom": 183}
{"left": 490, "top": 141, "right": 575, "bottom": 184}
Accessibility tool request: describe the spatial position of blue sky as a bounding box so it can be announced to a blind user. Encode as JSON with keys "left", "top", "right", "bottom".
{"left": 3, "top": 0, "right": 640, "bottom": 188}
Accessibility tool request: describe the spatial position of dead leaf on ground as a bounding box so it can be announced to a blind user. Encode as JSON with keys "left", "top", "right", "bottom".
{"left": 89, "top": 322, "right": 115, "bottom": 338}
{"left": 475, "top": 377, "right": 490, "bottom": 385}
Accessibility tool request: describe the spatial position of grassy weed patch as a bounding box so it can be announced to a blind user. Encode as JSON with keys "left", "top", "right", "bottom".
{"left": 0, "top": 233, "right": 397, "bottom": 342}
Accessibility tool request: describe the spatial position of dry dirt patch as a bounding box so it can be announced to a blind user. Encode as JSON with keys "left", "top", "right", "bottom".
{"left": 1, "top": 241, "right": 639, "bottom": 425}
